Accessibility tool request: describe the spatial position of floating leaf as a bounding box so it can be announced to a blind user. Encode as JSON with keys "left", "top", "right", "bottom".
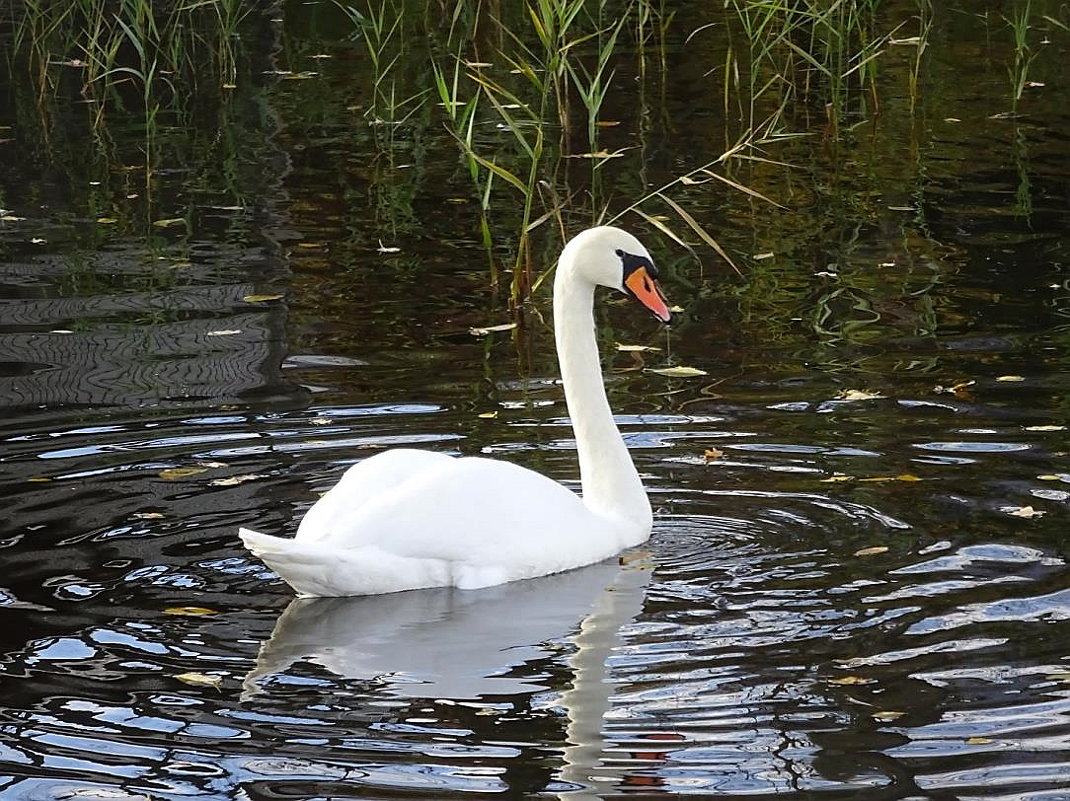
{"left": 478, "top": 411, "right": 499, "bottom": 419}
{"left": 854, "top": 546, "right": 890, "bottom": 557}
{"left": 752, "top": 252, "right": 775, "bottom": 261}
{"left": 872, "top": 711, "right": 905, "bottom": 722}
{"left": 174, "top": 672, "right": 223, "bottom": 689}
{"left": 820, "top": 474, "right": 855, "bottom": 483}
{"left": 827, "top": 675, "right": 875, "bottom": 686}
{"left": 649, "top": 366, "right": 708, "bottom": 378}
{"left": 1004, "top": 505, "right": 1045, "bottom": 518}
{"left": 207, "top": 329, "right": 241, "bottom": 337}
{"left": 1025, "top": 425, "right": 1066, "bottom": 432}
{"left": 858, "top": 474, "right": 923, "bottom": 483}
{"left": 933, "top": 379, "right": 975, "bottom": 395}
{"left": 565, "top": 149, "right": 625, "bottom": 159}
{"left": 158, "top": 467, "right": 208, "bottom": 480}
{"left": 28, "top": 477, "right": 52, "bottom": 483}
{"left": 209, "top": 474, "right": 263, "bottom": 487}
{"left": 966, "top": 736, "right": 994, "bottom": 744}
{"left": 151, "top": 217, "right": 185, "bottom": 228}
{"left": 132, "top": 512, "right": 165, "bottom": 520}
{"left": 164, "top": 606, "right": 218, "bottom": 617}
{"left": 309, "top": 417, "right": 332, "bottom": 426}
{"left": 1037, "top": 473, "right": 1070, "bottom": 482}
{"left": 96, "top": 217, "right": 119, "bottom": 224}
{"left": 704, "top": 447, "right": 724, "bottom": 462}
{"left": 469, "top": 322, "right": 517, "bottom": 336}
{"left": 996, "top": 375, "right": 1026, "bottom": 382}
{"left": 616, "top": 343, "right": 662, "bottom": 353}
{"left": 836, "top": 389, "right": 885, "bottom": 401}
{"left": 31, "top": 237, "right": 47, "bottom": 244}
{"left": 242, "top": 294, "right": 284, "bottom": 303}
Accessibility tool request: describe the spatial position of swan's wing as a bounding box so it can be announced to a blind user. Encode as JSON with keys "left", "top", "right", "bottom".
{"left": 296, "top": 449, "right": 454, "bottom": 542}
{"left": 316, "top": 455, "right": 618, "bottom": 573}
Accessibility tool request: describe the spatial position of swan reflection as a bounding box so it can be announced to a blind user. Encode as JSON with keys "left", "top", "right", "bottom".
{"left": 244, "top": 558, "right": 651, "bottom": 701}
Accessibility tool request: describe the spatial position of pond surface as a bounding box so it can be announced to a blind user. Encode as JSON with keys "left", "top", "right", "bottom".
{"left": 0, "top": 1, "right": 1068, "bottom": 799}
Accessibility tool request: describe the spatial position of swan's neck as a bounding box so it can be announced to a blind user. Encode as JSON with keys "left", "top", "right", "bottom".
{"left": 554, "top": 266, "right": 652, "bottom": 536}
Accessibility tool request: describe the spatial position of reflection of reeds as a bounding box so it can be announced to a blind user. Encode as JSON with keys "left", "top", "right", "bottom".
{"left": 9, "top": 0, "right": 253, "bottom": 201}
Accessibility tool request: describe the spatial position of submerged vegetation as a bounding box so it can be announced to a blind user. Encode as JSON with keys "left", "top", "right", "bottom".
{"left": 2, "top": 0, "right": 1068, "bottom": 308}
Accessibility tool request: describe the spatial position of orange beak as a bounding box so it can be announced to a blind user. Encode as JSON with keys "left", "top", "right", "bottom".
{"left": 624, "top": 266, "right": 673, "bottom": 323}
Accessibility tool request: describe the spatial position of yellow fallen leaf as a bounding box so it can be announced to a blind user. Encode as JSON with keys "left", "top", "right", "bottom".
{"left": 836, "top": 389, "right": 885, "bottom": 401}
{"left": 1025, "top": 425, "right": 1066, "bottom": 431}
{"left": 31, "top": 237, "right": 47, "bottom": 244}
{"left": 174, "top": 672, "right": 223, "bottom": 689}
{"left": 152, "top": 217, "right": 185, "bottom": 228}
{"left": 309, "top": 417, "right": 332, "bottom": 426}
{"left": 827, "top": 675, "right": 876, "bottom": 685}
{"left": 854, "top": 546, "right": 889, "bottom": 557}
{"left": 872, "top": 711, "right": 905, "bottom": 722}
{"left": 996, "top": 375, "right": 1026, "bottom": 382}
{"left": 858, "top": 474, "right": 923, "bottom": 483}
{"left": 704, "top": 447, "right": 724, "bottom": 462}
{"left": 158, "top": 467, "right": 208, "bottom": 480}
{"left": 242, "top": 294, "right": 284, "bottom": 303}
{"left": 132, "top": 512, "right": 165, "bottom": 519}
{"left": 1005, "top": 505, "right": 1045, "bottom": 518}
{"left": 96, "top": 217, "right": 119, "bottom": 224}
{"left": 649, "top": 366, "right": 708, "bottom": 378}
{"left": 565, "top": 149, "right": 624, "bottom": 159}
{"left": 469, "top": 322, "right": 517, "bottom": 336}
{"left": 164, "top": 606, "right": 218, "bottom": 617}
{"left": 820, "top": 474, "right": 855, "bottom": 483}
{"left": 752, "top": 252, "right": 775, "bottom": 260}
{"left": 616, "top": 343, "right": 662, "bottom": 353}
{"left": 209, "top": 474, "right": 262, "bottom": 487}
{"left": 933, "top": 379, "right": 975, "bottom": 395}
{"left": 28, "top": 477, "right": 52, "bottom": 483}
{"left": 966, "top": 736, "right": 993, "bottom": 744}
{"left": 478, "top": 411, "right": 499, "bottom": 419}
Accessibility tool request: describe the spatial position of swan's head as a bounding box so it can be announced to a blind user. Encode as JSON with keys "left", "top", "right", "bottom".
{"left": 560, "top": 226, "right": 673, "bottom": 324}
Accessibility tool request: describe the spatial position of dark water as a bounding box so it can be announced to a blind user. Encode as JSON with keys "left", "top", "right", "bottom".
{"left": 1, "top": 1, "right": 1068, "bottom": 799}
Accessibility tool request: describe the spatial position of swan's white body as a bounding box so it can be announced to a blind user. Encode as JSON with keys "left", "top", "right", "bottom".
{"left": 240, "top": 226, "right": 671, "bottom": 597}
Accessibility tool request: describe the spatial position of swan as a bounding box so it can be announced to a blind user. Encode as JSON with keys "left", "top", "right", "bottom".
{"left": 239, "top": 226, "right": 673, "bottom": 596}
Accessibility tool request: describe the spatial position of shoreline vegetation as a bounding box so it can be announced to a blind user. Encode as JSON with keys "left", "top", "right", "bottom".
{"left": 2, "top": 1, "right": 1066, "bottom": 304}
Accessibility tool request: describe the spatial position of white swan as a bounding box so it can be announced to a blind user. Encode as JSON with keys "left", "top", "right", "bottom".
{"left": 240, "top": 226, "right": 672, "bottom": 596}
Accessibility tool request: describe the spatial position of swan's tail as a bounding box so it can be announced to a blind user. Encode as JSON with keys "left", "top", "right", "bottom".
{"left": 238, "top": 528, "right": 451, "bottom": 597}
{"left": 239, "top": 528, "right": 342, "bottom": 597}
